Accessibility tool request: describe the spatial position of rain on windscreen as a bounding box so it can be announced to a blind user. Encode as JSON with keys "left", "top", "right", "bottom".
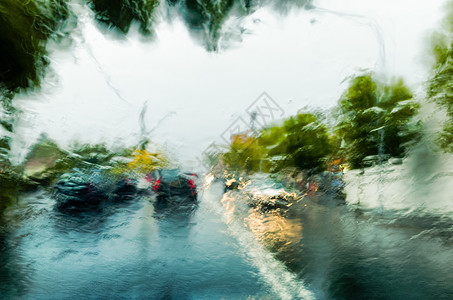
{"left": 1, "top": 0, "right": 453, "bottom": 299}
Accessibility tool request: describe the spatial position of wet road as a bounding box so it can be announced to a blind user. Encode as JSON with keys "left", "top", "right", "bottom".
{"left": 0, "top": 182, "right": 312, "bottom": 299}
{"left": 221, "top": 183, "right": 453, "bottom": 300}
{"left": 1, "top": 180, "right": 453, "bottom": 299}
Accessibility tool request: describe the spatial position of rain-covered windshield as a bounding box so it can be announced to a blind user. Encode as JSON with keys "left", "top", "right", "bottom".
{"left": 1, "top": 0, "right": 453, "bottom": 299}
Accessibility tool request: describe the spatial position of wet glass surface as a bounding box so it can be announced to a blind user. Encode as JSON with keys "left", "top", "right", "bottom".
{"left": 1, "top": 185, "right": 273, "bottom": 299}
{"left": 2, "top": 0, "right": 453, "bottom": 299}
{"left": 2, "top": 179, "right": 453, "bottom": 299}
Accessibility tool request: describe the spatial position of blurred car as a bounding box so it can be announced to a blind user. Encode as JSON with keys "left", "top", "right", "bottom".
{"left": 244, "top": 187, "right": 300, "bottom": 210}
{"left": 236, "top": 174, "right": 301, "bottom": 210}
{"left": 148, "top": 169, "right": 197, "bottom": 201}
{"left": 223, "top": 173, "right": 250, "bottom": 192}
{"left": 112, "top": 177, "right": 138, "bottom": 198}
{"left": 54, "top": 169, "right": 108, "bottom": 209}
{"left": 55, "top": 167, "right": 140, "bottom": 204}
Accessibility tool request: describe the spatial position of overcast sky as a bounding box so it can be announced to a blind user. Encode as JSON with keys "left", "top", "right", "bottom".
{"left": 12, "top": 0, "right": 446, "bottom": 168}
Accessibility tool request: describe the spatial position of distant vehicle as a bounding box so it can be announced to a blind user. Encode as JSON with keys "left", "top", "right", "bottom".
{"left": 148, "top": 169, "right": 198, "bottom": 201}
{"left": 223, "top": 173, "right": 249, "bottom": 192}
{"left": 245, "top": 188, "right": 297, "bottom": 210}
{"left": 54, "top": 169, "right": 139, "bottom": 210}
{"left": 226, "top": 174, "right": 301, "bottom": 210}
{"left": 112, "top": 177, "right": 138, "bottom": 199}
{"left": 55, "top": 169, "right": 108, "bottom": 209}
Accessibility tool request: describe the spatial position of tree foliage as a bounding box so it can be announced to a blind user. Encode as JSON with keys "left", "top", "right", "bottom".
{"left": 222, "top": 133, "right": 264, "bottom": 173}
{"left": 427, "top": 0, "right": 453, "bottom": 152}
{"left": 125, "top": 148, "right": 168, "bottom": 174}
{"left": 261, "top": 113, "right": 333, "bottom": 171}
{"left": 222, "top": 112, "right": 333, "bottom": 174}
{"left": 174, "top": 0, "right": 312, "bottom": 50}
{"left": 22, "top": 137, "right": 169, "bottom": 180}
{"left": 21, "top": 138, "right": 117, "bottom": 183}
{"left": 88, "top": 0, "right": 159, "bottom": 36}
{"left": 0, "top": 0, "right": 74, "bottom": 91}
{"left": 181, "top": 0, "right": 235, "bottom": 51}
{"left": 0, "top": 0, "right": 312, "bottom": 94}
{"left": 337, "top": 74, "right": 420, "bottom": 168}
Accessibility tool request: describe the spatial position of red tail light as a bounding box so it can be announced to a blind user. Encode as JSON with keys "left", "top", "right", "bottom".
{"left": 189, "top": 179, "right": 195, "bottom": 189}
{"left": 153, "top": 179, "right": 161, "bottom": 191}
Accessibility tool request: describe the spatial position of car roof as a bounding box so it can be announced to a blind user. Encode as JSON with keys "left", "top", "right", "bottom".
{"left": 159, "top": 168, "right": 180, "bottom": 178}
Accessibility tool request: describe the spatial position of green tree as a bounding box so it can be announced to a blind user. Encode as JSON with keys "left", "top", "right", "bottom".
{"left": 260, "top": 113, "right": 333, "bottom": 171}
{"left": 0, "top": 0, "right": 75, "bottom": 171}
{"left": 0, "top": 0, "right": 74, "bottom": 91}
{"left": 88, "top": 0, "right": 159, "bottom": 36}
{"left": 169, "top": 0, "right": 312, "bottom": 51}
{"left": 221, "top": 112, "right": 333, "bottom": 174}
{"left": 427, "top": 0, "right": 453, "bottom": 152}
{"left": 21, "top": 138, "right": 115, "bottom": 184}
{"left": 222, "top": 133, "right": 264, "bottom": 173}
{"left": 172, "top": 0, "right": 235, "bottom": 51}
{"left": 337, "top": 74, "right": 420, "bottom": 168}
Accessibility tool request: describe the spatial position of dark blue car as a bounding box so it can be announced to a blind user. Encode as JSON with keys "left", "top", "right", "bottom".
{"left": 148, "top": 169, "right": 198, "bottom": 201}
